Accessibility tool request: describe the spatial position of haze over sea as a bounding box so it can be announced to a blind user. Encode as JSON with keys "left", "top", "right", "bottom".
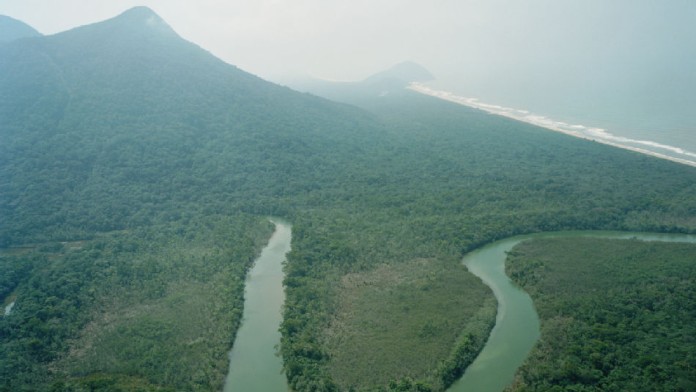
{"left": 2, "top": 1, "right": 693, "bottom": 166}
{"left": 415, "top": 2, "right": 696, "bottom": 167}
{"left": 413, "top": 81, "right": 696, "bottom": 167}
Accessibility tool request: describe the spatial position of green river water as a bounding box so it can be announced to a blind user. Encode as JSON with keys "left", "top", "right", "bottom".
{"left": 223, "top": 220, "right": 291, "bottom": 392}
{"left": 223, "top": 226, "right": 695, "bottom": 391}
{"left": 448, "top": 231, "right": 696, "bottom": 392}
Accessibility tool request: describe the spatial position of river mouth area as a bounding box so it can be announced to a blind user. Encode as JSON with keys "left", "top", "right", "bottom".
{"left": 448, "top": 231, "right": 696, "bottom": 392}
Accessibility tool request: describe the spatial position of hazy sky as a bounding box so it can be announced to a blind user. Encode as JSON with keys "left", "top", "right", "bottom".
{"left": 2, "top": 0, "right": 695, "bottom": 146}
{"left": 2, "top": 1, "right": 693, "bottom": 83}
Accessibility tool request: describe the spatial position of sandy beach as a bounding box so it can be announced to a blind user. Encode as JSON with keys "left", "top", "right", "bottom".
{"left": 409, "top": 83, "right": 696, "bottom": 168}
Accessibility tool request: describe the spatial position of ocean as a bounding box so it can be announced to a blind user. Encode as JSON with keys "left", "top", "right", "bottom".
{"left": 415, "top": 81, "right": 696, "bottom": 167}
{"left": 417, "top": 1, "right": 696, "bottom": 167}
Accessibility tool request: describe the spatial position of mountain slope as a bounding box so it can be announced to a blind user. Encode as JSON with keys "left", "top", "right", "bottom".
{"left": 0, "top": 15, "right": 41, "bottom": 43}
{"left": 363, "top": 60, "right": 435, "bottom": 85}
{"left": 286, "top": 60, "right": 435, "bottom": 104}
{"left": 0, "top": 7, "right": 385, "bottom": 246}
{"left": 0, "top": 8, "right": 396, "bottom": 391}
{"left": 1, "top": 7, "right": 695, "bottom": 392}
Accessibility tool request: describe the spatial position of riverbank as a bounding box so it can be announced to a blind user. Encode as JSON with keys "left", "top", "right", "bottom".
{"left": 505, "top": 236, "right": 696, "bottom": 391}
{"left": 449, "top": 231, "right": 696, "bottom": 392}
{"left": 322, "top": 257, "right": 495, "bottom": 391}
{"left": 224, "top": 220, "right": 291, "bottom": 392}
{"left": 449, "top": 237, "right": 540, "bottom": 392}
{"left": 409, "top": 83, "right": 696, "bottom": 168}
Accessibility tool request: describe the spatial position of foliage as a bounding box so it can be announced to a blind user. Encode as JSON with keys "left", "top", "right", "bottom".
{"left": 0, "top": 216, "right": 272, "bottom": 391}
{"left": 317, "top": 258, "right": 495, "bottom": 391}
{"left": 1, "top": 8, "right": 696, "bottom": 391}
{"left": 506, "top": 238, "right": 696, "bottom": 392}
{"left": 278, "top": 86, "right": 696, "bottom": 390}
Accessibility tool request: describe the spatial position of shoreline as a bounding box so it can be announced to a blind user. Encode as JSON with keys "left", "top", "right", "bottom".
{"left": 409, "top": 83, "right": 696, "bottom": 169}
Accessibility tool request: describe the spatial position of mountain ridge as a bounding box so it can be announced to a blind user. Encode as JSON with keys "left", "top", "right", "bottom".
{"left": 363, "top": 61, "right": 435, "bottom": 85}
{"left": 62, "top": 6, "right": 179, "bottom": 40}
{"left": 2, "top": 7, "right": 695, "bottom": 392}
{"left": 0, "top": 6, "right": 386, "bottom": 246}
{"left": 0, "top": 15, "right": 41, "bottom": 43}
{"left": 285, "top": 61, "right": 436, "bottom": 103}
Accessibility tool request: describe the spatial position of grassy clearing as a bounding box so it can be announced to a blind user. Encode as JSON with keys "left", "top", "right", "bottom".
{"left": 323, "top": 257, "right": 495, "bottom": 391}
{"left": 60, "top": 279, "right": 233, "bottom": 388}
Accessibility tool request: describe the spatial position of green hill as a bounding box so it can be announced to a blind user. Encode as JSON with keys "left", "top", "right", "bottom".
{"left": 1, "top": 7, "right": 695, "bottom": 392}
{"left": 0, "top": 7, "right": 393, "bottom": 391}
{"left": 0, "top": 6, "right": 385, "bottom": 246}
{"left": 0, "top": 15, "right": 41, "bottom": 43}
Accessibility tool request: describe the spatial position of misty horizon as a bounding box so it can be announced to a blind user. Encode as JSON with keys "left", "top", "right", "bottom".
{"left": 2, "top": 1, "right": 694, "bottom": 157}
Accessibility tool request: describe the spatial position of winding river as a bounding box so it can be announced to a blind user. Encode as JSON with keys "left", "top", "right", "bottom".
{"left": 223, "top": 220, "right": 291, "bottom": 392}
{"left": 221, "top": 223, "right": 695, "bottom": 392}
{"left": 448, "top": 231, "right": 696, "bottom": 392}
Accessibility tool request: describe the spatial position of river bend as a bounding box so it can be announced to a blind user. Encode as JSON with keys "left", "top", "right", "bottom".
{"left": 448, "top": 231, "right": 696, "bottom": 392}
{"left": 221, "top": 224, "right": 695, "bottom": 392}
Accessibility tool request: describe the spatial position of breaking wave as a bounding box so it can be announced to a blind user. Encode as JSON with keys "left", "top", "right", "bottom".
{"left": 409, "top": 83, "right": 696, "bottom": 167}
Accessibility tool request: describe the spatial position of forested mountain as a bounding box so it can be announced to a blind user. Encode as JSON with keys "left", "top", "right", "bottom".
{"left": 362, "top": 61, "right": 434, "bottom": 85}
{"left": 0, "top": 15, "right": 41, "bottom": 43}
{"left": 0, "top": 6, "right": 385, "bottom": 247}
{"left": 0, "top": 7, "right": 393, "bottom": 391}
{"left": 1, "top": 7, "right": 695, "bottom": 392}
{"left": 285, "top": 60, "right": 434, "bottom": 105}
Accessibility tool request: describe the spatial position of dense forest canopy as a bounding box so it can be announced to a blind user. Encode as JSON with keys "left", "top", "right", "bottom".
{"left": 1, "top": 7, "right": 694, "bottom": 391}
{"left": 506, "top": 238, "right": 696, "bottom": 392}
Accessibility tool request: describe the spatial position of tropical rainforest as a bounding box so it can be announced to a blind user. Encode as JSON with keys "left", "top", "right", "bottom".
{"left": 1, "top": 7, "right": 695, "bottom": 392}
{"left": 506, "top": 238, "right": 696, "bottom": 392}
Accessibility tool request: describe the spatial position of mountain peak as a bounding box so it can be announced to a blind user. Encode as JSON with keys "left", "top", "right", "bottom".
{"left": 107, "top": 6, "right": 176, "bottom": 37}
{"left": 364, "top": 61, "right": 435, "bottom": 85}
{"left": 118, "top": 6, "right": 160, "bottom": 20}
